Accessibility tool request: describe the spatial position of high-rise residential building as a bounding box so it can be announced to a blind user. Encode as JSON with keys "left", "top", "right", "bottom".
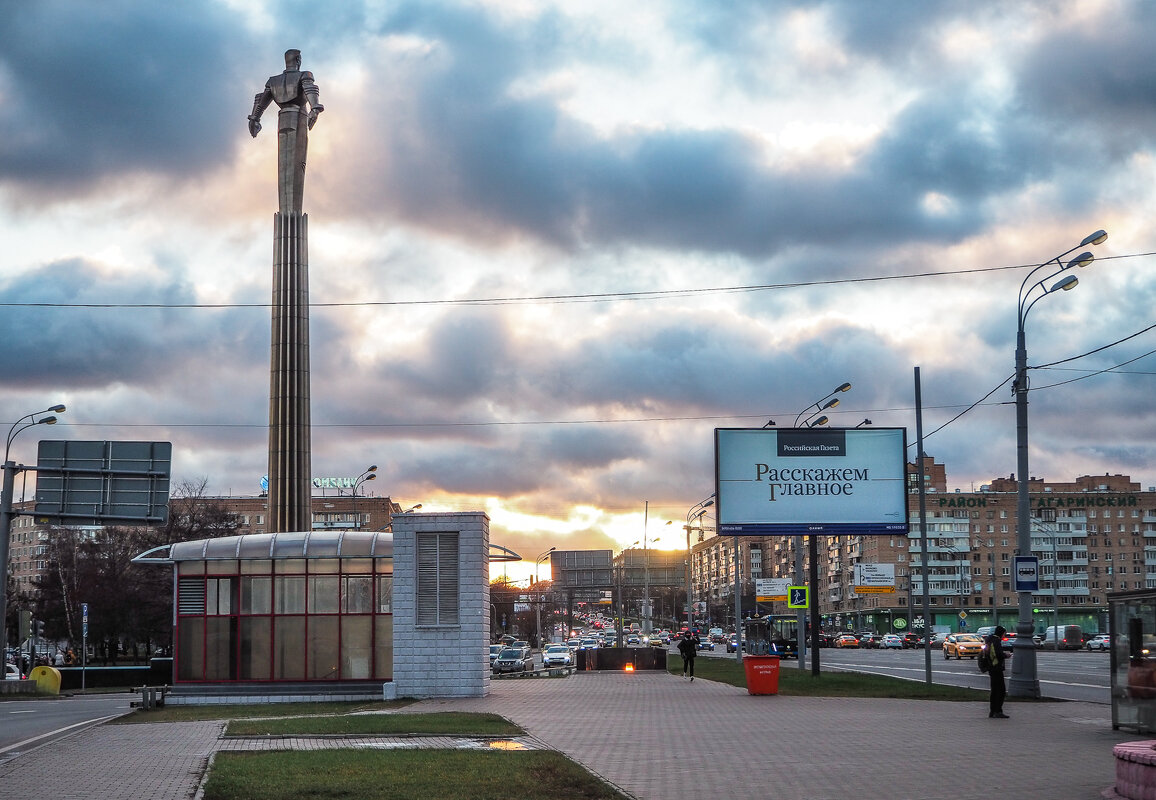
{"left": 691, "top": 458, "right": 1156, "bottom": 635}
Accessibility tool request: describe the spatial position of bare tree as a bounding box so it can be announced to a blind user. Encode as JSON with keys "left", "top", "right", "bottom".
{"left": 34, "top": 479, "right": 241, "bottom": 660}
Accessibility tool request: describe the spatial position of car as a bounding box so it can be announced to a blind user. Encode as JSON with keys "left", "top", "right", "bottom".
{"left": 817, "top": 632, "right": 834, "bottom": 648}
{"left": 696, "top": 637, "right": 715, "bottom": 651}
{"left": 489, "top": 644, "right": 504, "bottom": 665}
{"left": 859, "top": 634, "right": 880, "bottom": 649}
{"left": 943, "top": 633, "right": 984, "bottom": 659}
{"left": 5, "top": 663, "right": 24, "bottom": 681}
{"left": 835, "top": 634, "right": 860, "bottom": 649}
{"left": 511, "top": 640, "right": 532, "bottom": 658}
{"left": 926, "top": 632, "right": 949, "bottom": 650}
{"left": 901, "top": 633, "right": 922, "bottom": 648}
{"left": 566, "top": 638, "right": 581, "bottom": 650}
{"left": 726, "top": 634, "right": 743, "bottom": 653}
{"left": 1087, "top": 634, "right": 1113, "bottom": 652}
{"left": 579, "top": 637, "right": 599, "bottom": 651}
{"left": 1001, "top": 630, "right": 1030, "bottom": 650}
{"left": 492, "top": 647, "right": 532, "bottom": 674}
{"left": 881, "top": 634, "right": 904, "bottom": 649}
{"left": 626, "top": 634, "right": 641, "bottom": 646}
{"left": 542, "top": 645, "right": 573, "bottom": 667}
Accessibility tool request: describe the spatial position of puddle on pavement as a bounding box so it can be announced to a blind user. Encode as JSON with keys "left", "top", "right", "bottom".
{"left": 487, "top": 740, "right": 528, "bottom": 750}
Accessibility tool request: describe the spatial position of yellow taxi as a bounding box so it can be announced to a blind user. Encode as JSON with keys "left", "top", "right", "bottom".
{"left": 943, "top": 633, "right": 984, "bottom": 660}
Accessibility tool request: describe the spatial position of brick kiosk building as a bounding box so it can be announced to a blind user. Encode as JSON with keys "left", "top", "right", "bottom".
{"left": 691, "top": 459, "right": 1156, "bottom": 636}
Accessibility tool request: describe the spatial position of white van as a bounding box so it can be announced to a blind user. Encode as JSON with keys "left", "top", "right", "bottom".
{"left": 1041, "top": 625, "right": 1084, "bottom": 650}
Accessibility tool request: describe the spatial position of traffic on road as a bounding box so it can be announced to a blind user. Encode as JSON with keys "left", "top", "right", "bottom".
{"left": 494, "top": 611, "right": 1115, "bottom": 705}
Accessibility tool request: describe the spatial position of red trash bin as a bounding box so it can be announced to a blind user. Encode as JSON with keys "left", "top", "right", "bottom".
{"left": 743, "top": 655, "right": 780, "bottom": 695}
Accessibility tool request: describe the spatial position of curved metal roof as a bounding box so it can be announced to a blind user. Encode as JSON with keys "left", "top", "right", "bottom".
{"left": 132, "top": 530, "right": 393, "bottom": 564}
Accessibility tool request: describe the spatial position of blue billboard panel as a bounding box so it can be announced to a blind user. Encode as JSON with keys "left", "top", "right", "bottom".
{"left": 715, "top": 427, "right": 908, "bottom": 536}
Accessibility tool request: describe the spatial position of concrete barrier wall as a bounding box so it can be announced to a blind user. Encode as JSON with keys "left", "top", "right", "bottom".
{"left": 585, "top": 647, "right": 667, "bottom": 671}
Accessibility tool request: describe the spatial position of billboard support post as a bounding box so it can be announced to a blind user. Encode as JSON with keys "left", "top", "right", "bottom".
{"left": 733, "top": 534, "right": 742, "bottom": 663}
{"left": 809, "top": 533, "right": 820, "bottom": 676}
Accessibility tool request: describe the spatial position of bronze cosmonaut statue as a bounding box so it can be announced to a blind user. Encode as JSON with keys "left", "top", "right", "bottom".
{"left": 248, "top": 49, "right": 324, "bottom": 214}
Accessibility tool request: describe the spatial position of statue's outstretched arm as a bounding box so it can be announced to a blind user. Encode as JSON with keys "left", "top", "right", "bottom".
{"left": 248, "top": 87, "right": 273, "bottom": 138}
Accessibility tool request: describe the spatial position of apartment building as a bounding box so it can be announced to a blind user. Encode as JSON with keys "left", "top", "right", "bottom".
{"left": 691, "top": 458, "right": 1156, "bottom": 635}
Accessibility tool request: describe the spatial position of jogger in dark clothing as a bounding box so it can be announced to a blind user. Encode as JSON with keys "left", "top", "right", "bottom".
{"left": 678, "top": 633, "right": 700, "bottom": 680}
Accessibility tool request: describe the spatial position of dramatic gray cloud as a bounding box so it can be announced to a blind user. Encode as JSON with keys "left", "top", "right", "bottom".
{"left": 1, "top": 0, "right": 1154, "bottom": 575}
{"left": 0, "top": 1, "right": 255, "bottom": 194}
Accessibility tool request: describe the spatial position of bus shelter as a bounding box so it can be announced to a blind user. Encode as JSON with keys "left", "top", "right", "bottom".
{"left": 1109, "top": 588, "right": 1156, "bottom": 733}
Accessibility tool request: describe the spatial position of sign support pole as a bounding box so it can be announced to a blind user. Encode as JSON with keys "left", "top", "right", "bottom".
{"left": 915, "top": 367, "right": 933, "bottom": 685}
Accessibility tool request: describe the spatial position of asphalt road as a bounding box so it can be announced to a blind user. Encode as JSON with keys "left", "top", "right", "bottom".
{"left": 0, "top": 693, "right": 133, "bottom": 764}
{"left": 700, "top": 644, "right": 1112, "bottom": 703}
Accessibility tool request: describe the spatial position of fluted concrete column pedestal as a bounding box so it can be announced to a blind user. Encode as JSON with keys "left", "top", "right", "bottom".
{"left": 268, "top": 211, "right": 311, "bottom": 533}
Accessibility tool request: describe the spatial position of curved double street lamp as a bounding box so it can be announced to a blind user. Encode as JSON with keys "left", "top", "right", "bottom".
{"left": 684, "top": 495, "right": 714, "bottom": 634}
{"left": 2, "top": 404, "right": 67, "bottom": 652}
{"left": 1009, "top": 229, "right": 1107, "bottom": 699}
{"left": 794, "top": 382, "right": 851, "bottom": 428}
{"left": 350, "top": 465, "right": 377, "bottom": 530}
{"left": 794, "top": 383, "right": 851, "bottom": 672}
{"left": 534, "top": 547, "right": 556, "bottom": 648}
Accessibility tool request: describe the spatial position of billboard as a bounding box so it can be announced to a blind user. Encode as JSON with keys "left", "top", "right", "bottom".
{"left": 853, "top": 563, "right": 896, "bottom": 594}
{"left": 755, "top": 577, "right": 790, "bottom": 602}
{"left": 34, "top": 440, "right": 172, "bottom": 525}
{"left": 715, "top": 427, "right": 908, "bottom": 536}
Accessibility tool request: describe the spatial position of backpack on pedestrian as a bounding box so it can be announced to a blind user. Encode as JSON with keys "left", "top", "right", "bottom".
{"left": 978, "top": 643, "right": 991, "bottom": 673}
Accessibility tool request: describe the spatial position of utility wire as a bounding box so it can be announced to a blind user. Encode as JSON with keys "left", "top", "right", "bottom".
{"left": 1033, "top": 322, "right": 1156, "bottom": 369}
{"left": 1031, "top": 348, "right": 1156, "bottom": 392}
{"left": 0, "top": 251, "right": 1151, "bottom": 310}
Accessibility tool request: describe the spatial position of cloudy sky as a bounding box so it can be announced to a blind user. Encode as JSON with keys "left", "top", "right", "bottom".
{"left": 3, "top": 0, "right": 1154, "bottom": 581}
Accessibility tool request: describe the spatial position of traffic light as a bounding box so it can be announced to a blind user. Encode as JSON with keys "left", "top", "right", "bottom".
{"left": 18, "top": 610, "right": 30, "bottom": 640}
{"left": 34, "top": 620, "right": 44, "bottom": 639}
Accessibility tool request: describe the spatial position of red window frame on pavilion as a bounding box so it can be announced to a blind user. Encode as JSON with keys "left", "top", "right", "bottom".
{"left": 174, "top": 556, "right": 393, "bottom": 682}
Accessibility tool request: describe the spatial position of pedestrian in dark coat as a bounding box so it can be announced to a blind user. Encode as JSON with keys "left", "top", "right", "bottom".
{"left": 986, "top": 626, "right": 1009, "bottom": 718}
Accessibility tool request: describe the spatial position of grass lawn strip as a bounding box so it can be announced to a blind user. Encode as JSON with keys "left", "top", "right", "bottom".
{"left": 672, "top": 656, "right": 993, "bottom": 700}
{"left": 203, "top": 749, "right": 630, "bottom": 800}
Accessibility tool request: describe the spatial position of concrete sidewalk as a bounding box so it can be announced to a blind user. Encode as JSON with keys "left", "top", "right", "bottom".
{"left": 0, "top": 671, "right": 1142, "bottom": 800}
{"left": 416, "top": 672, "right": 1134, "bottom": 800}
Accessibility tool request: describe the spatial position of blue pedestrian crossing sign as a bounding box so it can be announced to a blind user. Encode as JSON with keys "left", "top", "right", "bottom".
{"left": 787, "top": 586, "right": 809, "bottom": 609}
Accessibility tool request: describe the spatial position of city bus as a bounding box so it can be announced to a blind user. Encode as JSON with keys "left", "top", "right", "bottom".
{"left": 742, "top": 614, "right": 799, "bottom": 658}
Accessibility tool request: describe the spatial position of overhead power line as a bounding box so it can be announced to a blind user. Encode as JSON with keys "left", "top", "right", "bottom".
{"left": 0, "top": 251, "right": 1150, "bottom": 310}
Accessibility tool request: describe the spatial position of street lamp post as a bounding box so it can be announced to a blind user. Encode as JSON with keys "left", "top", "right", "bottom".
{"left": 350, "top": 465, "right": 377, "bottom": 530}
{"left": 793, "top": 382, "right": 850, "bottom": 428}
{"left": 1, "top": 404, "right": 66, "bottom": 651}
{"left": 796, "top": 383, "right": 851, "bottom": 674}
{"left": 534, "top": 547, "right": 555, "bottom": 648}
{"left": 1035, "top": 509, "right": 1061, "bottom": 651}
{"left": 946, "top": 545, "right": 968, "bottom": 631}
{"left": 1010, "top": 229, "right": 1107, "bottom": 698}
{"left": 684, "top": 496, "right": 714, "bottom": 633}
